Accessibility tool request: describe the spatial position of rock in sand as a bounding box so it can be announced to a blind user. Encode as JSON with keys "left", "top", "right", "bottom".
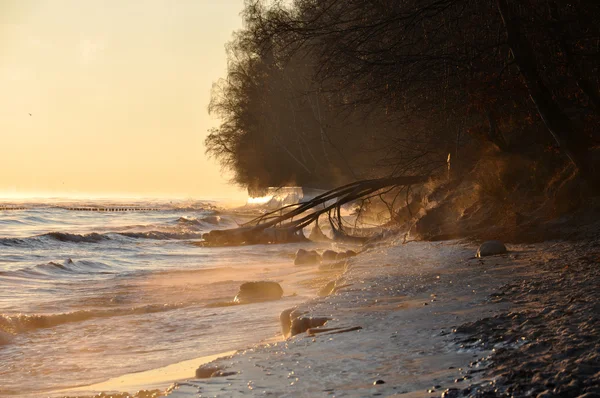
{"left": 195, "top": 365, "right": 236, "bottom": 379}
{"left": 233, "top": 281, "right": 283, "bottom": 304}
{"left": 280, "top": 307, "right": 330, "bottom": 337}
{"left": 195, "top": 366, "right": 221, "bottom": 378}
{"left": 476, "top": 240, "right": 507, "bottom": 257}
{"left": 291, "top": 316, "right": 330, "bottom": 337}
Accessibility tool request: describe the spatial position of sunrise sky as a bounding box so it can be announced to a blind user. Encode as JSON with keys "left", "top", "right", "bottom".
{"left": 0, "top": 0, "right": 246, "bottom": 199}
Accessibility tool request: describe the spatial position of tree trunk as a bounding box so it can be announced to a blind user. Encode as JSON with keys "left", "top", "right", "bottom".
{"left": 202, "top": 175, "right": 428, "bottom": 246}
{"left": 497, "top": 0, "right": 597, "bottom": 184}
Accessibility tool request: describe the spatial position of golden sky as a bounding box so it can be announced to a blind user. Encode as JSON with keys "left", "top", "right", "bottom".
{"left": 0, "top": 0, "right": 246, "bottom": 199}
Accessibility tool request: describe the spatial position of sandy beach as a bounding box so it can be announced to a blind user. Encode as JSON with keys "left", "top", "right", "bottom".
{"left": 163, "top": 239, "right": 520, "bottom": 397}
{"left": 54, "top": 229, "right": 597, "bottom": 398}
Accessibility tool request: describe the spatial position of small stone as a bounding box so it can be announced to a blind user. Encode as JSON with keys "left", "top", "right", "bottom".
{"left": 441, "top": 388, "right": 460, "bottom": 398}
{"left": 373, "top": 379, "right": 386, "bottom": 385}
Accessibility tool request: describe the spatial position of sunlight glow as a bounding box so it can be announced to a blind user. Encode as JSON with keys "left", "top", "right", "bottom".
{"left": 0, "top": 0, "right": 246, "bottom": 199}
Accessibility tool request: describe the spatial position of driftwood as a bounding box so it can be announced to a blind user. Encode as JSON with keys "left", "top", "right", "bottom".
{"left": 202, "top": 175, "right": 428, "bottom": 246}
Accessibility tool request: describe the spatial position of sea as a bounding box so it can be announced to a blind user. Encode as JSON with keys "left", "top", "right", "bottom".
{"left": 0, "top": 198, "right": 326, "bottom": 397}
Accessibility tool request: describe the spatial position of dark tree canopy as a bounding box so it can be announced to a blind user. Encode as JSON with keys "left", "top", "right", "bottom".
{"left": 206, "top": 0, "right": 600, "bottom": 195}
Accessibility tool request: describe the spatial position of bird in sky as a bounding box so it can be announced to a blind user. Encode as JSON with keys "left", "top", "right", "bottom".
{"left": 28, "top": 113, "right": 32, "bottom": 116}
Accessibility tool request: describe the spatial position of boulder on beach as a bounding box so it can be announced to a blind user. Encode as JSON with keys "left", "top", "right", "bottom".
{"left": 322, "top": 250, "right": 338, "bottom": 261}
{"left": 291, "top": 316, "right": 329, "bottom": 337}
{"left": 233, "top": 281, "right": 283, "bottom": 304}
{"left": 195, "top": 366, "right": 221, "bottom": 378}
{"left": 294, "top": 249, "right": 321, "bottom": 265}
{"left": 195, "top": 365, "right": 236, "bottom": 379}
{"left": 280, "top": 307, "right": 298, "bottom": 337}
{"left": 476, "top": 240, "right": 507, "bottom": 257}
{"left": 280, "top": 307, "right": 330, "bottom": 338}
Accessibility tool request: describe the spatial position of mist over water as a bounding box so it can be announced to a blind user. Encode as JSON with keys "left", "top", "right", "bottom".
{"left": 0, "top": 199, "right": 315, "bottom": 397}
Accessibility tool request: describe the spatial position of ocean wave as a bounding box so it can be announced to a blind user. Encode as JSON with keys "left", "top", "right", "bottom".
{"left": 0, "top": 219, "right": 26, "bottom": 225}
{"left": 0, "top": 303, "right": 186, "bottom": 334}
{"left": 177, "top": 215, "right": 221, "bottom": 226}
{"left": 37, "top": 261, "right": 69, "bottom": 272}
{"left": 42, "top": 232, "right": 109, "bottom": 243}
{"left": 0, "top": 229, "right": 208, "bottom": 247}
{"left": 177, "top": 216, "right": 202, "bottom": 226}
{"left": 201, "top": 215, "right": 221, "bottom": 225}
{"left": 0, "top": 259, "right": 115, "bottom": 279}
{"left": 0, "top": 237, "right": 28, "bottom": 247}
{"left": 116, "top": 231, "right": 205, "bottom": 240}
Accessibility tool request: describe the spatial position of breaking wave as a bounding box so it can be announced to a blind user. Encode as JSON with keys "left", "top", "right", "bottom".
{"left": 0, "top": 302, "right": 189, "bottom": 335}
{"left": 116, "top": 231, "right": 202, "bottom": 240}
{"left": 0, "top": 237, "right": 28, "bottom": 247}
{"left": 117, "top": 231, "right": 205, "bottom": 240}
{"left": 43, "top": 232, "right": 109, "bottom": 243}
{"left": 0, "top": 229, "right": 210, "bottom": 247}
{"left": 177, "top": 215, "right": 221, "bottom": 226}
{"left": 0, "top": 259, "right": 114, "bottom": 279}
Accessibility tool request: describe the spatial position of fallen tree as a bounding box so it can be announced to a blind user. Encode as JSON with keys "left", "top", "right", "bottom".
{"left": 202, "top": 175, "right": 428, "bottom": 246}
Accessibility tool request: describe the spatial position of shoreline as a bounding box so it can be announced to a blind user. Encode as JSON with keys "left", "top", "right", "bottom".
{"left": 163, "top": 238, "right": 529, "bottom": 396}
{"left": 164, "top": 235, "right": 598, "bottom": 397}
{"left": 55, "top": 351, "right": 237, "bottom": 396}
{"left": 57, "top": 233, "right": 599, "bottom": 397}
{"left": 53, "top": 242, "right": 351, "bottom": 398}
